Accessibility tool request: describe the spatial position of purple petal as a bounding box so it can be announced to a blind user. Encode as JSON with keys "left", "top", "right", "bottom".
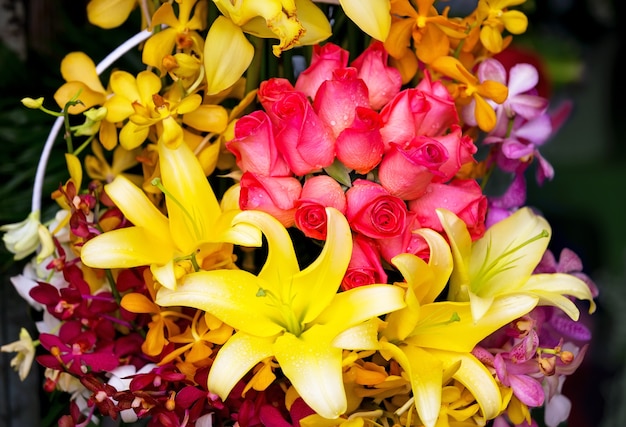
{"left": 490, "top": 172, "right": 527, "bottom": 209}
{"left": 508, "top": 63, "right": 539, "bottom": 95}
{"left": 545, "top": 393, "right": 572, "bottom": 427}
{"left": 515, "top": 114, "right": 552, "bottom": 144}
{"left": 509, "top": 374, "right": 545, "bottom": 407}
{"left": 502, "top": 139, "right": 535, "bottom": 159}
{"left": 478, "top": 58, "right": 507, "bottom": 84}
{"left": 556, "top": 248, "right": 583, "bottom": 273}
{"left": 510, "top": 94, "right": 549, "bottom": 119}
{"left": 535, "top": 152, "right": 555, "bottom": 184}
{"left": 550, "top": 314, "right": 592, "bottom": 341}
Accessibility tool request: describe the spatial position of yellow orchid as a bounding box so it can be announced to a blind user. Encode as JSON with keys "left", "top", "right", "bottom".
{"left": 213, "top": 0, "right": 331, "bottom": 56}
{"left": 84, "top": 140, "right": 142, "bottom": 185}
{"left": 380, "top": 229, "right": 538, "bottom": 427}
{"left": 142, "top": 0, "right": 208, "bottom": 74}
{"left": 477, "top": 0, "right": 528, "bottom": 54}
{"left": 430, "top": 56, "right": 508, "bottom": 132}
{"left": 54, "top": 52, "right": 107, "bottom": 115}
{"left": 437, "top": 207, "right": 596, "bottom": 323}
{"left": 0, "top": 328, "right": 37, "bottom": 381}
{"left": 155, "top": 207, "right": 406, "bottom": 419}
{"left": 80, "top": 139, "right": 261, "bottom": 290}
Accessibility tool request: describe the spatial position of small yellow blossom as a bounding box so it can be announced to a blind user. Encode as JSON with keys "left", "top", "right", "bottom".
{"left": 1, "top": 328, "right": 36, "bottom": 381}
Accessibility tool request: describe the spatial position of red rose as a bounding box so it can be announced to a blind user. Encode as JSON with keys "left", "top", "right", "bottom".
{"left": 341, "top": 233, "right": 388, "bottom": 291}
{"left": 345, "top": 179, "right": 407, "bottom": 239}
{"left": 226, "top": 110, "right": 291, "bottom": 176}
{"left": 294, "top": 42, "right": 349, "bottom": 100}
{"left": 272, "top": 91, "right": 335, "bottom": 175}
{"left": 409, "top": 179, "right": 488, "bottom": 239}
{"left": 239, "top": 172, "right": 302, "bottom": 227}
{"left": 294, "top": 175, "right": 347, "bottom": 240}
{"left": 351, "top": 40, "right": 402, "bottom": 110}
{"left": 312, "top": 67, "right": 370, "bottom": 138}
{"left": 335, "top": 107, "right": 384, "bottom": 174}
{"left": 377, "top": 136, "right": 448, "bottom": 200}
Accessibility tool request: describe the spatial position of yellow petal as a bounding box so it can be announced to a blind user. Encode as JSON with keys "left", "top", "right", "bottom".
{"left": 381, "top": 342, "right": 442, "bottom": 427}
{"left": 428, "top": 349, "right": 502, "bottom": 420}
{"left": 142, "top": 28, "right": 177, "bottom": 71}
{"left": 520, "top": 273, "right": 596, "bottom": 319}
{"left": 175, "top": 94, "right": 203, "bottom": 115}
{"left": 54, "top": 82, "right": 106, "bottom": 114}
{"left": 81, "top": 226, "right": 172, "bottom": 268}
{"left": 479, "top": 25, "right": 504, "bottom": 54}
{"left": 87, "top": 0, "right": 137, "bottom": 29}
{"left": 182, "top": 104, "right": 229, "bottom": 133}
{"left": 157, "top": 140, "right": 221, "bottom": 250}
{"left": 411, "top": 228, "right": 453, "bottom": 304}
{"left": 502, "top": 10, "right": 528, "bottom": 35}
{"left": 157, "top": 269, "right": 285, "bottom": 334}
{"left": 65, "top": 153, "right": 83, "bottom": 190}
{"left": 99, "top": 121, "right": 118, "bottom": 150}
{"left": 292, "top": 208, "right": 353, "bottom": 323}
{"left": 435, "top": 209, "right": 472, "bottom": 301}
{"left": 473, "top": 93, "right": 498, "bottom": 132}
{"left": 60, "top": 52, "right": 106, "bottom": 93}
{"left": 340, "top": 0, "right": 391, "bottom": 41}
{"left": 231, "top": 210, "right": 300, "bottom": 294}
{"left": 104, "top": 175, "right": 169, "bottom": 232}
{"left": 204, "top": 17, "right": 254, "bottom": 95}
{"left": 405, "top": 295, "right": 538, "bottom": 351}
{"left": 119, "top": 121, "right": 150, "bottom": 150}
{"left": 208, "top": 331, "right": 275, "bottom": 399}
{"left": 331, "top": 319, "right": 380, "bottom": 350}
{"left": 274, "top": 328, "right": 347, "bottom": 419}
{"left": 150, "top": 1, "right": 180, "bottom": 28}
{"left": 293, "top": 0, "right": 332, "bottom": 45}
{"left": 109, "top": 71, "right": 141, "bottom": 103}
{"left": 160, "top": 116, "right": 185, "bottom": 149}
{"left": 315, "top": 284, "right": 406, "bottom": 336}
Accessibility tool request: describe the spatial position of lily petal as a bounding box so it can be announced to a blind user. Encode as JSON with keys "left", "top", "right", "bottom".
{"left": 274, "top": 327, "right": 346, "bottom": 419}
{"left": 155, "top": 269, "right": 284, "bottom": 337}
{"left": 428, "top": 349, "right": 502, "bottom": 420}
{"left": 208, "top": 331, "right": 274, "bottom": 400}
{"left": 520, "top": 273, "right": 596, "bottom": 319}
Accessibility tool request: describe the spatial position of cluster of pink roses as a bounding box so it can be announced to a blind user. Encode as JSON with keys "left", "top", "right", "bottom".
{"left": 226, "top": 42, "right": 487, "bottom": 290}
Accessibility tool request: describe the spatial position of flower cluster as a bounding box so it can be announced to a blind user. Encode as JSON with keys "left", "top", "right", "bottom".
{"left": 1, "top": 1, "right": 598, "bottom": 427}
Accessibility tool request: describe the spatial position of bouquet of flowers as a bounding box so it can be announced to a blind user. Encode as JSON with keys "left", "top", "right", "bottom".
{"left": 1, "top": 1, "right": 598, "bottom": 426}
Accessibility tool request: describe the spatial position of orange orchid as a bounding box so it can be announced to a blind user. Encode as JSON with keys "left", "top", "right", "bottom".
{"left": 384, "top": 0, "right": 467, "bottom": 82}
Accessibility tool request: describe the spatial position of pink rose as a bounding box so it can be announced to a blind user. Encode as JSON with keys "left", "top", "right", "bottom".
{"left": 341, "top": 233, "right": 388, "bottom": 291}
{"left": 377, "top": 136, "right": 448, "bottom": 200}
{"left": 376, "top": 213, "right": 430, "bottom": 264}
{"left": 294, "top": 175, "right": 347, "bottom": 240}
{"left": 312, "top": 67, "right": 370, "bottom": 138}
{"left": 272, "top": 91, "right": 335, "bottom": 175}
{"left": 380, "top": 84, "right": 458, "bottom": 148}
{"left": 239, "top": 172, "right": 302, "bottom": 227}
{"left": 335, "top": 107, "right": 384, "bottom": 174}
{"left": 294, "top": 43, "right": 349, "bottom": 100}
{"left": 258, "top": 78, "right": 295, "bottom": 122}
{"left": 345, "top": 179, "right": 407, "bottom": 239}
{"left": 226, "top": 110, "right": 291, "bottom": 176}
{"left": 429, "top": 125, "right": 477, "bottom": 182}
{"left": 351, "top": 41, "right": 402, "bottom": 110}
{"left": 408, "top": 179, "right": 488, "bottom": 239}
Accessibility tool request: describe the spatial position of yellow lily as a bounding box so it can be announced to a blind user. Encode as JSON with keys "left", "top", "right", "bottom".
{"left": 156, "top": 208, "right": 406, "bottom": 419}
{"left": 380, "top": 229, "right": 538, "bottom": 427}
{"left": 80, "top": 140, "right": 261, "bottom": 290}
{"left": 437, "top": 207, "right": 596, "bottom": 323}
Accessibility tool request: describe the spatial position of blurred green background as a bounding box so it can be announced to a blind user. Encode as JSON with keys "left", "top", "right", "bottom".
{"left": 1, "top": 1, "right": 625, "bottom": 426}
